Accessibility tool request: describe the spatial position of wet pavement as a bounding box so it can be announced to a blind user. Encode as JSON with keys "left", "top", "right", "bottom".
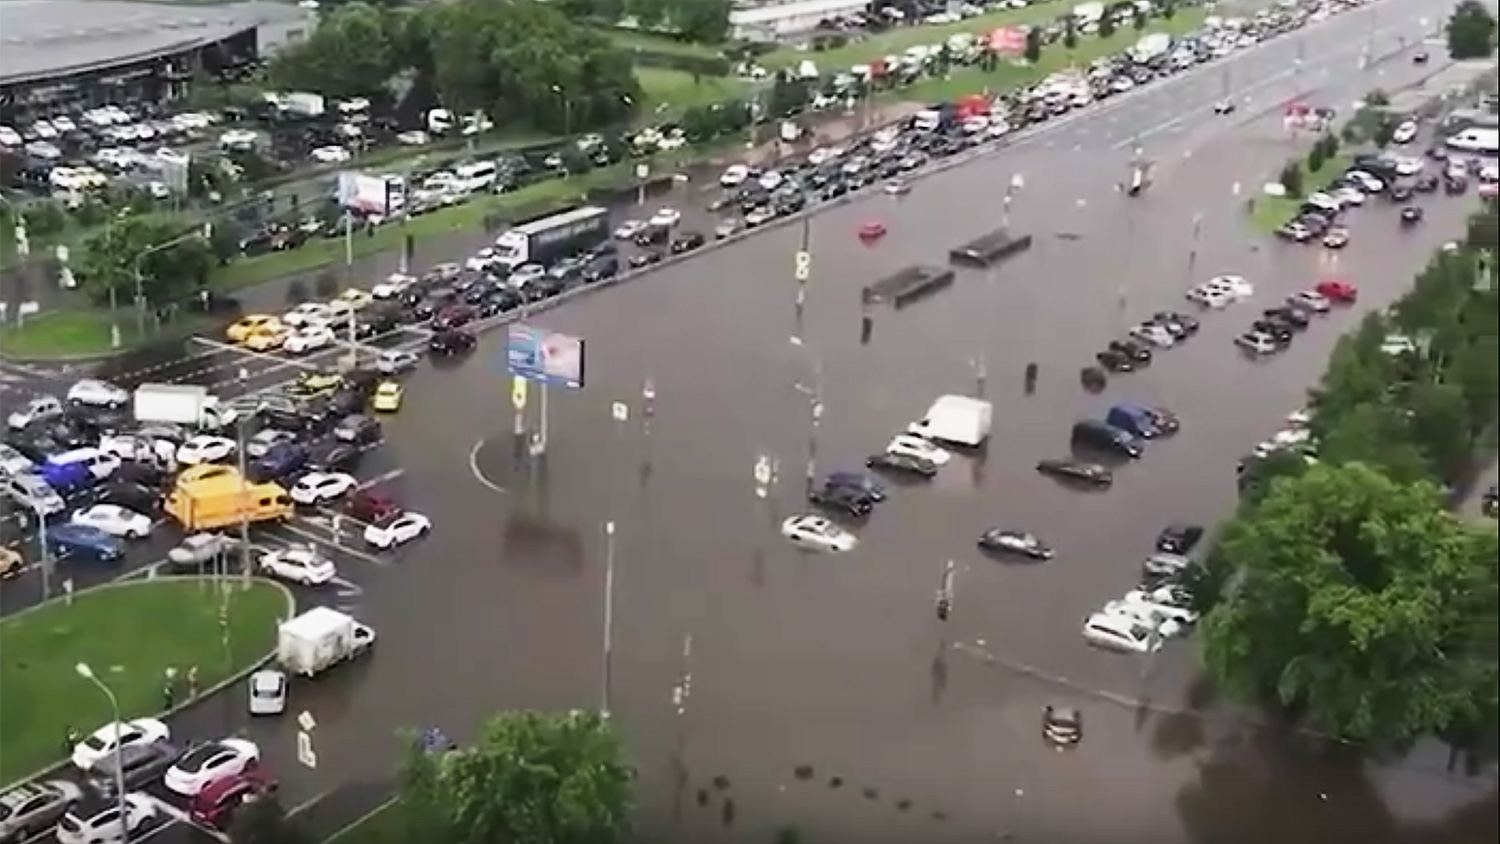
{"left": 6, "top": 0, "right": 1498, "bottom": 841}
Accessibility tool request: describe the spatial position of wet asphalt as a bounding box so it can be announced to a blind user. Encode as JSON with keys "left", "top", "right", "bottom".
{"left": 5, "top": 0, "right": 1498, "bottom": 841}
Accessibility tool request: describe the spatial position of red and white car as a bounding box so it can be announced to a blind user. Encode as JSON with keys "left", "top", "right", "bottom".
{"left": 163, "top": 738, "right": 260, "bottom": 796}
{"left": 1314, "top": 278, "right": 1358, "bottom": 303}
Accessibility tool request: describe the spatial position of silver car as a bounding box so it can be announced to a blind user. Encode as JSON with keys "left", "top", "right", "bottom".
{"left": 248, "top": 669, "right": 288, "bottom": 716}
{"left": 167, "top": 533, "right": 238, "bottom": 573}
{"left": 0, "top": 780, "right": 82, "bottom": 841}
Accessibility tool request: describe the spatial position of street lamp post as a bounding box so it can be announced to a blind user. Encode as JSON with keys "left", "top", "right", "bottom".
{"left": 788, "top": 336, "right": 822, "bottom": 495}
{"left": 601, "top": 519, "right": 617, "bottom": 715}
{"left": 75, "top": 663, "right": 129, "bottom": 840}
{"left": 550, "top": 84, "right": 572, "bottom": 138}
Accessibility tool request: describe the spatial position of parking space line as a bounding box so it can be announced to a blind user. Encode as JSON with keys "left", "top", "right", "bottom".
{"left": 276, "top": 521, "right": 390, "bottom": 566}
{"left": 357, "top": 468, "right": 404, "bottom": 490}
{"left": 140, "top": 795, "right": 231, "bottom": 843}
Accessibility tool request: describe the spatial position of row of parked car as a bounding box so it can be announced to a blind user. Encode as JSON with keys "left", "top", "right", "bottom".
{"left": 1082, "top": 524, "right": 1207, "bottom": 653}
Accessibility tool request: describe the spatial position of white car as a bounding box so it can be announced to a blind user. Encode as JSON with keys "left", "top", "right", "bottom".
{"left": 649, "top": 207, "right": 681, "bottom": 228}
{"left": 54, "top": 793, "right": 156, "bottom": 844}
{"left": 396, "top": 130, "right": 431, "bottom": 146}
{"left": 1235, "top": 331, "right": 1279, "bottom": 356}
{"left": 886, "top": 434, "right": 951, "bottom": 466}
{"left": 613, "top": 220, "right": 646, "bottom": 240}
{"left": 0, "top": 443, "right": 34, "bottom": 476}
{"left": 757, "top": 169, "right": 783, "bottom": 191}
{"left": 65, "top": 379, "right": 129, "bottom": 408}
{"left": 719, "top": 164, "right": 749, "bottom": 187}
{"left": 7, "top": 395, "right": 63, "bottom": 429}
{"left": 1204, "top": 275, "right": 1253, "bottom": 300}
{"left": 98, "top": 433, "right": 176, "bottom": 464}
{"left": 1287, "top": 290, "right": 1330, "bottom": 313}
{"left": 466, "top": 248, "right": 497, "bottom": 273}
{"left": 1102, "top": 599, "right": 1184, "bottom": 638}
{"left": 283, "top": 325, "right": 336, "bottom": 354}
{"left": 364, "top": 512, "right": 432, "bottom": 549}
{"left": 510, "top": 263, "right": 545, "bottom": 288}
{"left": 1332, "top": 185, "right": 1365, "bottom": 206}
{"left": 289, "top": 471, "right": 357, "bottom": 504}
{"left": 1081, "top": 611, "right": 1161, "bottom": 654}
{"left": 1344, "top": 169, "right": 1384, "bottom": 193}
{"left": 1380, "top": 333, "right": 1417, "bottom": 356}
{"left": 176, "top": 435, "right": 236, "bottom": 465}
{"left": 1185, "top": 284, "right": 1232, "bottom": 309}
{"left": 1391, "top": 120, "right": 1418, "bottom": 144}
{"left": 163, "top": 738, "right": 260, "bottom": 797}
{"left": 283, "top": 302, "right": 332, "bottom": 327}
{"left": 246, "top": 429, "right": 296, "bottom": 458}
{"left": 71, "top": 718, "right": 170, "bottom": 770}
{"left": 70, "top": 504, "right": 153, "bottom": 538}
{"left": 259, "top": 545, "right": 337, "bottom": 584}
{"left": 371, "top": 273, "right": 415, "bottom": 299}
{"left": 779, "top": 514, "right": 858, "bottom": 553}
{"left": 377, "top": 349, "right": 421, "bottom": 375}
{"left": 1129, "top": 323, "right": 1177, "bottom": 348}
{"left": 311, "top": 144, "right": 352, "bottom": 163}
{"left": 248, "top": 669, "right": 288, "bottom": 715}
{"left": 1123, "top": 588, "right": 1199, "bottom": 627}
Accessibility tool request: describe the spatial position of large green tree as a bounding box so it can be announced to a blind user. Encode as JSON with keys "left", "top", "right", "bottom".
{"left": 268, "top": 2, "right": 400, "bottom": 99}
{"left": 228, "top": 791, "right": 314, "bottom": 844}
{"left": 1447, "top": 0, "right": 1497, "bottom": 59}
{"left": 400, "top": 710, "right": 634, "bottom": 844}
{"left": 1201, "top": 462, "right": 1499, "bottom": 747}
{"left": 76, "top": 214, "right": 214, "bottom": 308}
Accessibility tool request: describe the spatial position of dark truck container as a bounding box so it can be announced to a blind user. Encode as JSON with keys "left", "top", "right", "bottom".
{"left": 493, "top": 206, "right": 609, "bottom": 270}
{"left": 862, "top": 266, "right": 955, "bottom": 309}
{"left": 949, "top": 229, "right": 1033, "bottom": 267}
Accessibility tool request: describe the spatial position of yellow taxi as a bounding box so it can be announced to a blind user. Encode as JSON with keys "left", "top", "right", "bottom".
{"left": 371, "top": 380, "right": 403, "bottom": 412}
{"left": 291, "top": 370, "right": 344, "bottom": 398}
{"left": 337, "top": 288, "right": 374, "bottom": 311}
{"left": 244, "top": 325, "right": 291, "bottom": 352}
{"left": 227, "top": 314, "right": 281, "bottom": 343}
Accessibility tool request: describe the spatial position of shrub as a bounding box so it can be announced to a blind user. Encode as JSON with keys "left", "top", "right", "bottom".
{"left": 1280, "top": 160, "right": 1305, "bottom": 197}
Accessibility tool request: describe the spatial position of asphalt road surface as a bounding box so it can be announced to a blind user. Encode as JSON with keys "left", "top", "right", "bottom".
{"left": 7, "top": 0, "right": 1497, "bottom": 841}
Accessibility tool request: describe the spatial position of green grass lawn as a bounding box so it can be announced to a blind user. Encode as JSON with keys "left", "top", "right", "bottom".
{"left": 1251, "top": 154, "right": 1352, "bottom": 232}
{"left": 762, "top": 0, "right": 1068, "bottom": 71}
{"left": 0, "top": 308, "right": 217, "bottom": 360}
{"left": 0, "top": 579, "right": 289, "bottom": 785}
{"left": 896, "top": 10, "right": 1206, "bottom": 103}
{"left": 607, "top": 29, "right": 726, "bottom": 60}
{"left": 636, "top": 66, "right": 753, "bottom": 115}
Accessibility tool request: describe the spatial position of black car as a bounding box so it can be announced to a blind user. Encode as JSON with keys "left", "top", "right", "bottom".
{"left": 1388, "top": 184, "right": 1414, "bottom": 202}
{"left": 90, "top": 481, "right": 163, "bottom": 515}
{"left": 333, "top": 413, "right": 382, "bottom": 445}
{"left": 1413, "top": 174, "right": 1440, "bottom": 193}
{"left": 633, "top": 225, "right": 669, "bottom": 247}
{"left": 1156, "top": 523, "right": 1204, "bottom": 554}
{"left": 822, "top": 471, "right": 887, "bottom": 502}
{"left": 307, "top": 439, "right": 361, "bottom": 472}
{"left": 1043, "top": 705, "right": 1082, "bottom": 746}
{"left": 977, "top": 529, "right": 1055, "bottom": 560}
{"left": 1251, "top": 319, "right": 1294, "bottom": 344}
{"left": 429, "top": 328, "right": 477, "bottom": 356}
{"left": 1152, "top": 311, "right": 1199, "bottom": 335}
{"left": 582, "top": 256, "right": 619, "bottom": 283}
{"left": 1445, "top": 173, "right": 1468, "bottom": 194}
{"left": 670, "top": 231, "right": 705, "bottom": 254}
{"left": 808, "top": 482, "right": 875, "bottom": 517}
{"left": 356, "top": 307, "right": 401, "bottom": 339}
{"left": 462, "top": 279, "right": 500, "bottom": 305}
{"left": 1109, "top": 339, "right": 1152, "bottom": 362}
{"left": 1400, "top": 206, "right": 1424, "bottom": 224}
{"left": 1262, "top": 306, "right": 1310, "bottom": 329}
{"left": 1071, "top": 419, "right": 1143, "bottom": 458}
{"left": 1035, "top": 458, "right": 1113, "bottom": 486}
{"left": 865, "top": 451, "right": 938, "bottom": 477}
{"left": 478, "top": 289, "right": 523, "bottom": 317}
{"left": 628, "top": 251, "right": 663, "bottom": 269}
{"left": 1096, "top": 349, "right": 1134, "bottom": 373}
{"left": 113, "top": 461, "right": 169, "bottom": 489}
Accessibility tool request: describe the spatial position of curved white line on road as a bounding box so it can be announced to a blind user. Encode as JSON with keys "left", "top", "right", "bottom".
{"left": 468, "top": 439, "right": 509, "bottom": 494}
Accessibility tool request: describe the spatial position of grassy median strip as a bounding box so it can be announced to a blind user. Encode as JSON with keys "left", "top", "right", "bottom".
{"left": 0, "top": 578, "right": 289, "bottom": 786}
{"left": 0, "top": 309, "right": 216, "bottom": 360}
{"left": 1251, "top": 154, "right": 1352, "bottom": 232}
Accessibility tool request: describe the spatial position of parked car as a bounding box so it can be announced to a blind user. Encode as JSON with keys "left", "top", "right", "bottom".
{"left": 0, "top": 780, "right": 82, "bottom": 841}
{"left": 54, "top": 793, "right": 156, "bottom": 844}
{"left": 977, "top": 529, "right": 1054, "bottom": 560}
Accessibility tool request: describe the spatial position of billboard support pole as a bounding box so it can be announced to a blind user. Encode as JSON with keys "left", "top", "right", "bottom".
{"left": 536, "top": 383, "right": 550, "bottom": 457}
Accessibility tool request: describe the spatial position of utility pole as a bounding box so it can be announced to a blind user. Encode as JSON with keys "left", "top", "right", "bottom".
{"left": 789, "top": 336, "right": 822, "bottom": 496}
{"left": 935, "top": 559, "right": 955, "bottom": 621}
{"left": 601, "top": 519, "right": 617, "bottom": 715}
{"left": 1185, "top": 212, "right": 1203, "bottom": 284}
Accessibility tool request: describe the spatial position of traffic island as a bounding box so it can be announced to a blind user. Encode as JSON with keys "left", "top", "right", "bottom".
{"left": 0, "top": 577, "right": 291, "bottom": 786}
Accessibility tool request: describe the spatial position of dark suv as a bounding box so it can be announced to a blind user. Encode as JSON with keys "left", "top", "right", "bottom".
{"left": 1070, "top": 419, "right": 1143, "bottom": 458}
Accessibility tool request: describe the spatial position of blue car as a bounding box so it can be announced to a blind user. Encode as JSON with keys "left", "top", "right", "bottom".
{"left": 46, "top": 523, "right": 125, "bottom": 562}
{"left": 250, "top": 443, "right": 308, "bottom": 482}
{"left": 38, "top": 460, "right": 96, "bottom": 495}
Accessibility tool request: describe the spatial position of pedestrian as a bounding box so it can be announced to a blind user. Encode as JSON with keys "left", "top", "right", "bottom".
{"left": 162, "top": 666, "right": 177, "bottom": 710}
{"left": 64, "top": 724, "right": 81, "bottom": 752}
{"left": 187, "top": 664, "right": 200, "bottom": 700}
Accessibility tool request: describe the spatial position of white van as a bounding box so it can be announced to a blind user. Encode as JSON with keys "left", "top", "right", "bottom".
{"left": 454, "top": 160, "right": 498, "bottom": 194}
{"left": 47, "top": 447, "right": 121, "bottom": 481}
{"left": 1446, "top": 127, "right": 1499, "bottom": 155}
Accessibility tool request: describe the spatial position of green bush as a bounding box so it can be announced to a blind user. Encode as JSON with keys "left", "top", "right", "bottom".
{"left": 1280, "top": 160, "right": 1305, "bottom": 197}
{"left": 1308, "top": 144, "right": 1326, "bottom": 173}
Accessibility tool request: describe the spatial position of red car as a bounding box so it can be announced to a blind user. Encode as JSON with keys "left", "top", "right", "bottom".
{"left": 190, "top": 769, "right": 273, "bottom": 829}
{"left": 1314, "top": 278, "right": 1357, "bottom": 303}
{"left": 858, "top": 220, "right": 887, "bottom": 242}
{"left": 432, "top": 304, "right": 475, "bottom": 330}
{"left": 347, "top": 490, "right": 400, "bottom": 523}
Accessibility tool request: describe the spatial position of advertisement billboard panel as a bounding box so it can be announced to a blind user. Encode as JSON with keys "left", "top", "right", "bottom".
{"left": 337, "top": 171, "right": 398, "bottom": 215}
{"left": 506, "top": 324, "right": 585, "bottom": 389}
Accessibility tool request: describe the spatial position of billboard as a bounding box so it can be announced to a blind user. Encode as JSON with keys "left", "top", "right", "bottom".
{"left": 506, "top": 324, "right": 585, "bottom": 389}
{"left": 337, "top": 171, "right": 400, "bottom": 215}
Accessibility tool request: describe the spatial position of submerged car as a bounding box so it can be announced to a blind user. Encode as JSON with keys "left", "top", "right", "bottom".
{"left": 977, "top": 529, "right": 1054, "bottom": 560}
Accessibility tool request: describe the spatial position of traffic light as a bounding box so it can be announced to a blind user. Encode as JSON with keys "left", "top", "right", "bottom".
{"left": 936, "top": 596, "right": 951, "bottom": 622}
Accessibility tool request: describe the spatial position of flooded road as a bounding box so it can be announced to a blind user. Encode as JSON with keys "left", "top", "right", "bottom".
{"left": 10, "top": 0, "right": 1497, "bottom": 840}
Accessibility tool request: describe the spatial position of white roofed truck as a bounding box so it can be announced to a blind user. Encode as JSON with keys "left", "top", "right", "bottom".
{"left": 492, "top": 206, "right": 610, "bottom": 271}
{"left": 133, "top": 384, "right": 238, "bottom": 431}
{"left": 907, "top": 395, "right": 992, "bottom": 447}
{"left": 277, "top": 607, "right": 376, "bottom": 677}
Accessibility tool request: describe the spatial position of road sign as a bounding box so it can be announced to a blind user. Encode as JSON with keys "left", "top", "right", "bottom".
{"left": 297, "top": 710, "right": 317, "bottom": 732}
{"left": 635, "top": 163, "right": 650, "bottom": 179}
{"left": 794, "top": 250, "right": 811, "bottom": 281}
{"left": 511, "top": 375, "right": 528, "bottom": 410}
{"left": 296, "top": 730, "right": 317, "bottom": 769}
{"left": 754, "top": 456, "right": 771, "bottom": 486}
{"left": 611, "top": 401, "right": 629, "bottom": 422}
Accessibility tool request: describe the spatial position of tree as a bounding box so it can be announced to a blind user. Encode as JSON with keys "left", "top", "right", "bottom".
{"left": 1161, "top": 0, "right": 1175, "bottom": 20}
{"left": 399, "top": 710, "right": 634, "bottom": 844}
{"left": 1372, "top": 115, "right": 1397, "bottom": 148}
{"left": 1099, "top": 9, "right": 1116, "bottom": 38}
{"left": 229, "top": 790, "right": 314, "bottom": 844}
{"left": 1024, "top": 27, "right": 1042, "bottom": 63}
{"left": 1318, "top": 402, "right": 1434, "bottom": 483}
{"left": 75, "top": 214, "right": 214, "bottom": 308}
{"left": 1447, "top": 0, "right": 1497, "bottom": 59}
{"left": 267, "top": 2, "right": 399, "bottom": 99}
{"left": 1279, "top": 160, "right": 1304, "bottom": 197}
{"left": 1307, "top": 142, "right": 1326, "bottom": 173}
{"left": 768, "top": 73, "right": 810, "bottom": 118}
{"left": 674, "top": 0, "right": 730, "bottom": 43}
{"left": 1236, "top": 449, "right": 1310, "bottom": 509}
{"left": 1063, "top": 17, "right": 1078, "bottom": 50}
{"left": 1201, "top": 462, "right": 1499, "bottom": 747}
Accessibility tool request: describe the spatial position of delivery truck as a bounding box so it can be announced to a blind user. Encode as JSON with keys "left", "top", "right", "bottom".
{"left": 166, "top": 465, "right": 293, "bottom": 531}
{"left": 907, "top": 395, "right": 993, "bottom": 447}
{"left": 492, "top": 206, "right": 610, "bottom": 270}
{"left": 277, "top": 607, "right": 376, "bottom": 677}
{"left": 133, "top": 384, "right": 238, "bottom": 430}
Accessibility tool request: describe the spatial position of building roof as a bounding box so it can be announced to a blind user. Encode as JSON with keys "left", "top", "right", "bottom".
{"left": 0, "top": 0, "right": 310, "bottom": 86}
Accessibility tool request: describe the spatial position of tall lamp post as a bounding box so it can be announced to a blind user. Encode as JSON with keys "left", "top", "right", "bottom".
{"left": 788, "top": 335, "right": 823, "bottom": 495}
{"left": 75, "top": 662, "right": 129, "bottom": 839}
{"left": 550, "top": 84, "right": 573, "bottom": 138}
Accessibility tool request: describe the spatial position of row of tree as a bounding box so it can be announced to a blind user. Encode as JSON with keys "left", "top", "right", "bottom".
{"left": 1447, "top": 0, "right": 1497, "bottom": 60}
{"left": 1203, "top": 205, "right": 1500, "bottom": 750}
{"left": 269, "top": 0, "right": 643, "bottom": 135}
{"left": 554, "top": 0, "right": 732, "bottom": 44}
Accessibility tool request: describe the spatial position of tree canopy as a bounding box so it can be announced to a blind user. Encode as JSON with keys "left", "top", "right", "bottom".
{"left": 1202, "top": 462, "right": 1498, "bottom": 747}
{"left": 268, "top": 2, "right": 400, "bottom": 99}
{"left": 1447, "top": 0, "right": 1497, "bottom": 59}
{"left": 399, "top": 710, "right": 634, "bottom": 844}
{"left": 76, "top": 214, "right": 214, "bottom": 307}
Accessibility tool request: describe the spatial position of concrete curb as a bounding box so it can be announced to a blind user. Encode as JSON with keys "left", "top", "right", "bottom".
{"left": 2, "top": 576, "right": 295, "bottom": 790}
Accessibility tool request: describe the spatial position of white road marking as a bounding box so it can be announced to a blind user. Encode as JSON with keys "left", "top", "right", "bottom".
{"left": 357, "top": 468, "right": 405, "bottom": 490}
{"left": 468, "top": 439, "right": 508, "bottom": 494}
{"left": 275, "top": 521, "right": 389, "bottom": 566}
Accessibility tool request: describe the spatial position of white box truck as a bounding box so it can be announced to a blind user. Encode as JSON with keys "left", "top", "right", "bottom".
{"left": 277, "top": 607, "right": 376, "bottom": 677}
{"left": 133, "top": 384, "right": 238, "bottom": 430}
{"left": 908, "top": 395, "right": 993, "bottom": 447}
